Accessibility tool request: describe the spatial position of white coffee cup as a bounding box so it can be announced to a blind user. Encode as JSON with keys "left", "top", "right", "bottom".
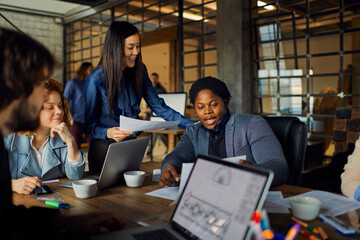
{"left": 124, "top": 171, "right": 146, "bottom": 188}
{"left": 290, "top": 196, "right": 321, "bottom": 221}
{"left": 72, "top": 179, "right": 97, "bottom": 198}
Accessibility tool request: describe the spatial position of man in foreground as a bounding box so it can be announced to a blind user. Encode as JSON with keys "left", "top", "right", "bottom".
{"left": 0, "top": 27, "right": 125, "bottom": 239}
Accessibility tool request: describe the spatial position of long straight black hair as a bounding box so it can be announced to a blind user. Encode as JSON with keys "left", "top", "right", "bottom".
{"left": 98, "top": 21, "right": 144, "bottom": 114}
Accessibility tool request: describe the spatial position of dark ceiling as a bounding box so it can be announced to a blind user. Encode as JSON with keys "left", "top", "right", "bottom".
{"left": 60, "top": 0, "right": 109, "bottom": 7}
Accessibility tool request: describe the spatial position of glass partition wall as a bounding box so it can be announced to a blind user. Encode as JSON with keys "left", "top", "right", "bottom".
{"left": 64, "top": 0, "right": 216, "bottom": 106}
{"left": 250, "top": 0, "right": 360, "bottom": 161}
{"left": 64, "top": 0, "right": 360, "bottom": 162}
{"left": 182, "top": 0, "right": 217, "bottom": 102}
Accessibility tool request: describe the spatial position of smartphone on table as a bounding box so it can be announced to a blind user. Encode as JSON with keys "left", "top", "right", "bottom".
{"left": 32, "top": 185, "right": 53, "bottom": 195}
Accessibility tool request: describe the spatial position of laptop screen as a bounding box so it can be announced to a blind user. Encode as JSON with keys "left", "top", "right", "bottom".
{"left": 171, "top": 155, "right": 273, "bottom": 240}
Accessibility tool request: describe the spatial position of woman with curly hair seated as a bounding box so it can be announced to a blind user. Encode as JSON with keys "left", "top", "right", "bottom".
{"left": 5, "top": 79, "right": 85, "bottom": 194}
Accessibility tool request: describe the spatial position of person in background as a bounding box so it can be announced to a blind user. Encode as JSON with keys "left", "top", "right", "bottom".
{"left": 159, "top": 77, "right": 289, "bottom": 187}
{"left": 341, "top": 137, "right": 360, "bottom": 200}
{"left": 0, "top": 27, "right": 124, "bottom": 240}
{"left": 64, "top": 62, "right": 93, "bottom": 148}
{"left": 6, "top": 79, "right": 85, "bottom": 195}
{"left": 85, "top": 21, "right": 193, "bottom": 173}
{"left": 140, "top": 72, "right": 167, "bottom": 120}
{"left": 143, "top": 72, "right": 169, "bottom": 156}
{"left": 150, "top": 72, "right": 166, "bottom": 94}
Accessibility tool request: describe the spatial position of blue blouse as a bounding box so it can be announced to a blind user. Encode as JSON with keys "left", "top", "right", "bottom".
{"left": 85, "top": 65, "right": 193, "bottom": 141}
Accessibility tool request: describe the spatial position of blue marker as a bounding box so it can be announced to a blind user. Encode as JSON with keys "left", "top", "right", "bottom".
{"left": 319, "top": 214, "right": 357, "bottom": 236}
{"left": 45, "top": 200, "right": 70, "bottom": 209}
{"left": 260, "top": 210, "right": 274, "bottom": 239}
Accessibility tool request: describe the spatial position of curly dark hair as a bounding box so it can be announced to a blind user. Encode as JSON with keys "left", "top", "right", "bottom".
{"left": 189, "top": 77, "right": 232, "bottom": 106}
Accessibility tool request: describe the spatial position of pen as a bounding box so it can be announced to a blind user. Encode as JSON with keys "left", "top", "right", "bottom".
{"left": 20, "top": 171, "right": 58, "bottom": 184}
{"left": 42, "top": 179, "right": 59, "bottom": 184}
{"left": 45, "top": 200, "right": 70, "bottom": 209}
{"left": 317, "top": 226, "right": 328, "bottom": 240}
{"left": 285, "top": 223, "right": 300, "bottom": 240}
{"left": 291, "top": 216, "right": 319, "bottom": 234}
{"left": 300, "top": 230, "right": 321, "bottom": 240}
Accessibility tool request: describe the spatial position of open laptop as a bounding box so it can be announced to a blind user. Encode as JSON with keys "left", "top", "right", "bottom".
{"left": 92, "top": 154, "right": 273, "bottom": 240}
{"left": 61, "top": 137, "right": 149, "bottom": 190}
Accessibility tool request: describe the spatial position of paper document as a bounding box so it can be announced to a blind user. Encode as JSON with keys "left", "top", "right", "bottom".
{"left": 145, "top": 187, "right": 179, "bottom": 201}
{"left": 263, "top": 191, "right": 290, "bottom": 214}
{"left": 152, "top": 169, "right": 161, "bottom": 182}
{"left": 286, "top": 190, "right": 360, "bottom": 216}
{"left": 120, "top": 115, "right": 179, "bottom": 131}
{"left": 179, "top": 163, "right": 194, "bottom": 195}
{"left": 59, "top": 181, "right": 73, "bottom": 188}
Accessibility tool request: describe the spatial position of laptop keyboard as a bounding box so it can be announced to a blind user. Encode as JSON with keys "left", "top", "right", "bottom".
{"left": 132, "top": 229, "right": 179, "bottom": 240}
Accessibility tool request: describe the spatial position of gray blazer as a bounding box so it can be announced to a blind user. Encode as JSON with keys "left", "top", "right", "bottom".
{"left": 161, "top": 113, "right": 289, "bottom": 186}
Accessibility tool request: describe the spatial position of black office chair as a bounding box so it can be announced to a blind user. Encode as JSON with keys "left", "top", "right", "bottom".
{"left": 263, "top": 116, "right": 308, "bottom": 186}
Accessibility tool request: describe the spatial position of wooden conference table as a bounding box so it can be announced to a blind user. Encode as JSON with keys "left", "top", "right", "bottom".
{"left": 13, "top": 161, "right": 360, "bottom": 240}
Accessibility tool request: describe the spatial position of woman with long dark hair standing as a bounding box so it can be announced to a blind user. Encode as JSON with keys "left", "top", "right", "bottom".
{"left": 85, "top": 21, "right": 193, "bottom": 173}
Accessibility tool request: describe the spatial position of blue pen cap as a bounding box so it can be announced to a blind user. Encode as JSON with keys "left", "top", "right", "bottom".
{"left": 59, "top": 203, "right": 70, "bottom": 209}
{"left": 273, "top": 233, "right": 286, "bottom": 240}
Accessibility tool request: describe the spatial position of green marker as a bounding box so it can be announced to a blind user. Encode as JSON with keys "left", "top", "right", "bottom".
{"left": 45, "top": 200, "right": 70, "bottom": 209}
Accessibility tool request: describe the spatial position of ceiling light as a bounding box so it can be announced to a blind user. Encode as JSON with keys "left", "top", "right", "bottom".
{"left": 183, "top": 12, "right": 203, "bottom": 21}
{"left": 257, "top": 1, "right": 266, "bottom": 7}
{"left": 174, "top": 12, "right": 207, "bottom": 22}
{"left": 258, "top": 1, "right": 275, "bottom": 11}
{"left": 264, "top": 5, "right": 275, "bottom": 10}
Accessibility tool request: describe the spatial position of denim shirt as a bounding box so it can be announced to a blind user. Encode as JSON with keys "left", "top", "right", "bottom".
{"left": 4, "top": 134, "right": 85, "bottom": 181}
{"left": 85, "top": 65, "right": 193, "bottom": 141}
{"left": 64, "top": 77, "right": 87, "bottom": 123}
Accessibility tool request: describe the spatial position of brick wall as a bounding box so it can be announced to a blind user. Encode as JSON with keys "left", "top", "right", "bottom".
{"left": 0, "top": 10, "right": 63, "bottom": 82}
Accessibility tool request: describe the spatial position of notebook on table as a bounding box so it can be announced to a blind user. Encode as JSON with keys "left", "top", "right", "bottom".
{"left": 60, "top": 137, "right": 149, "bottom": 190}
{"left": 91, "top": 154, "right": 274, "bottom": 240}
